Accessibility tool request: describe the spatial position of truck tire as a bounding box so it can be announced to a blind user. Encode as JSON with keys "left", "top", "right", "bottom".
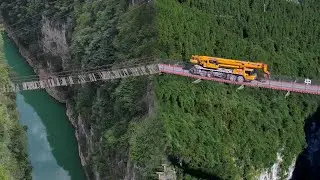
{"left": 226, "top": 74, "right": 231, "bottom": 80}
{"left": 237, "top": 76, "right": 244, "bottom": 82}
{"left": 230, "top": 75, "right": 237, "bottom": 81}
{"left": 207, "top": 72, "right": 213, "bottom": 77}
{"left": 189, "top": 67, "right": 195, "bottom": 74}
{"left": 200, "top": 71, "right": 207, "bottom": 77}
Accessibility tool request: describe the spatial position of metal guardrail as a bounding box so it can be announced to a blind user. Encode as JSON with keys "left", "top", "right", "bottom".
{"left": 271, "top": 75, "right": 320, "bottom": 86}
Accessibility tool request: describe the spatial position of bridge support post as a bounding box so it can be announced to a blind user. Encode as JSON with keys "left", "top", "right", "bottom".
{"left": 192, "top": 79, "right": 201, "bottom": 84}
{"left": 236, "top": 85, "right": 244, "bottom": 91}
{"left": 285, "top": 91, "right": 290, "bottom": 98}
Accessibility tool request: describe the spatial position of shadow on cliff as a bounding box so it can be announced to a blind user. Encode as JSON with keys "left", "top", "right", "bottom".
{"left": 291, "top": 106, "right": 320, "bottom": 180}
{"left": 168, "top": 155, "right": 222, "bottom": 180}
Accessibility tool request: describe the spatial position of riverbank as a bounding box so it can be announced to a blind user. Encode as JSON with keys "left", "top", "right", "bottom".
{"left": 0, "top": 29, "right": 31, "bottom": 180}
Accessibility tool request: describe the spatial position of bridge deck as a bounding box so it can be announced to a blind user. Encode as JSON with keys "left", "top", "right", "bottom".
{"left": 3, "top": 63, "right": 320, "bottom": 95}
{"left": 158, "top": 64, "right": 320, "bottom": 95}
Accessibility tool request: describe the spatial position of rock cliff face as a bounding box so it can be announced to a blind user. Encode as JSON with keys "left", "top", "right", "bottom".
{"left": 40, "top": 16, "right": 72, "bottom": 67}
{"left": 258, "top": 152, "right": 295, "bottom": 180}
{"left": 3, "top": 16, "right": 92, "bottom": 179}
{"left": 3, "top": 17, "right": 68, "bottom": 103}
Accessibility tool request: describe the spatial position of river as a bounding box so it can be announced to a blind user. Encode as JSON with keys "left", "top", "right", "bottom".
{"left": 3, "top": 34, "right": 86, "bottom": 180}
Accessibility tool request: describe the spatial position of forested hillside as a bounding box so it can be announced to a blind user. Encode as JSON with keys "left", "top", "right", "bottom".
{"left": 70, "top": 1, "right": 158, "bottom": 179}
{"left": 1, "top": 0, "right": 320, "bottom": 179}
{"left": 0, "top": 27, "right": 31, "bottom": 180}
{"left": 154, "top": 0, "right": 320, "bottom": 179}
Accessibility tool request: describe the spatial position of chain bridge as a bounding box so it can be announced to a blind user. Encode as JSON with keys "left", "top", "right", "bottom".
{"left": 3, "top": 62, "right": 320, "bottom": 95}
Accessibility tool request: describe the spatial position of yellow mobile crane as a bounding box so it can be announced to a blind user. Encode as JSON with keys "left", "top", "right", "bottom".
{"left": 189, "top": 55, "right": 270, "bottom": 82}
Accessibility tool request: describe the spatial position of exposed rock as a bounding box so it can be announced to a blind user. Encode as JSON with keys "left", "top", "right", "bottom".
{"left": 66, "top": 100, "right": 88, "bottom": 165}
{"left": 124, "top": 156, "right": 136, "bottom": 180}
{"left": 285, "top": 161, "right": 295, "bottom": 180}
{"left": 2, "top": 19, "right": 68, "bottom": 103}
{"left": 40, "top": 16, "right": 72, "bottom": 70}
{"left": 258, "top": 152, "right": 296, "bottom": 180}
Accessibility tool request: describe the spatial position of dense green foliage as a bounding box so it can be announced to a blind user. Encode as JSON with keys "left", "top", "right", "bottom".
{"left": 155, "top": 75, "right": 314, "bottom": 179}
{"left": 154, "top": 0, "right": 320, "bottom": 179}
{"left": 156, "top": 0, "right": 320, "bottom": 78}
{"left": 2, "top": 0, "right": 320, "bottom": 180}
{"left": 70, "top": 1, "right": 161, "bottom": 179}
{"left": 0, "top": 31, "right": 31, "bottom": 180}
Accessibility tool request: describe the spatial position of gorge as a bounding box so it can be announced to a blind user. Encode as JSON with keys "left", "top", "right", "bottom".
{"left": 1, "top": 0, "right": 320, "bottom": 179}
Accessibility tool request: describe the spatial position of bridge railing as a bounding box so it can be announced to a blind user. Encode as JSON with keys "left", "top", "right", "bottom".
{"left": 2, "top": 63, "right": 161, "bottom": 93}
{"left": 270, "top": 74, "right": 320, "bottom": 85}
{"left": 159, "top": 64, "right": 320, "bottom": 95}
{"left": 4, "top": 62, "right": 320, "bottom": 95}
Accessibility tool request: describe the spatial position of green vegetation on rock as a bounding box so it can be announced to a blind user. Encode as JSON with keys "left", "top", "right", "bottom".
{"left": 70, "top": 1, "right": 159, "bottom": 179}
{"left": 0, "top": 31, "right": 31, "bottom": 180}
{"left": 1, "top": 0, "right": 320, "bottom": 179}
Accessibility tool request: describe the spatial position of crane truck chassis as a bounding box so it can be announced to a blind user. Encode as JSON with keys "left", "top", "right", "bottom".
{"left": 189, "top": 65, "right": 246, "bottom": 82}
{"left": 188, "top": 55, "right": 270, "bottom": 82}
